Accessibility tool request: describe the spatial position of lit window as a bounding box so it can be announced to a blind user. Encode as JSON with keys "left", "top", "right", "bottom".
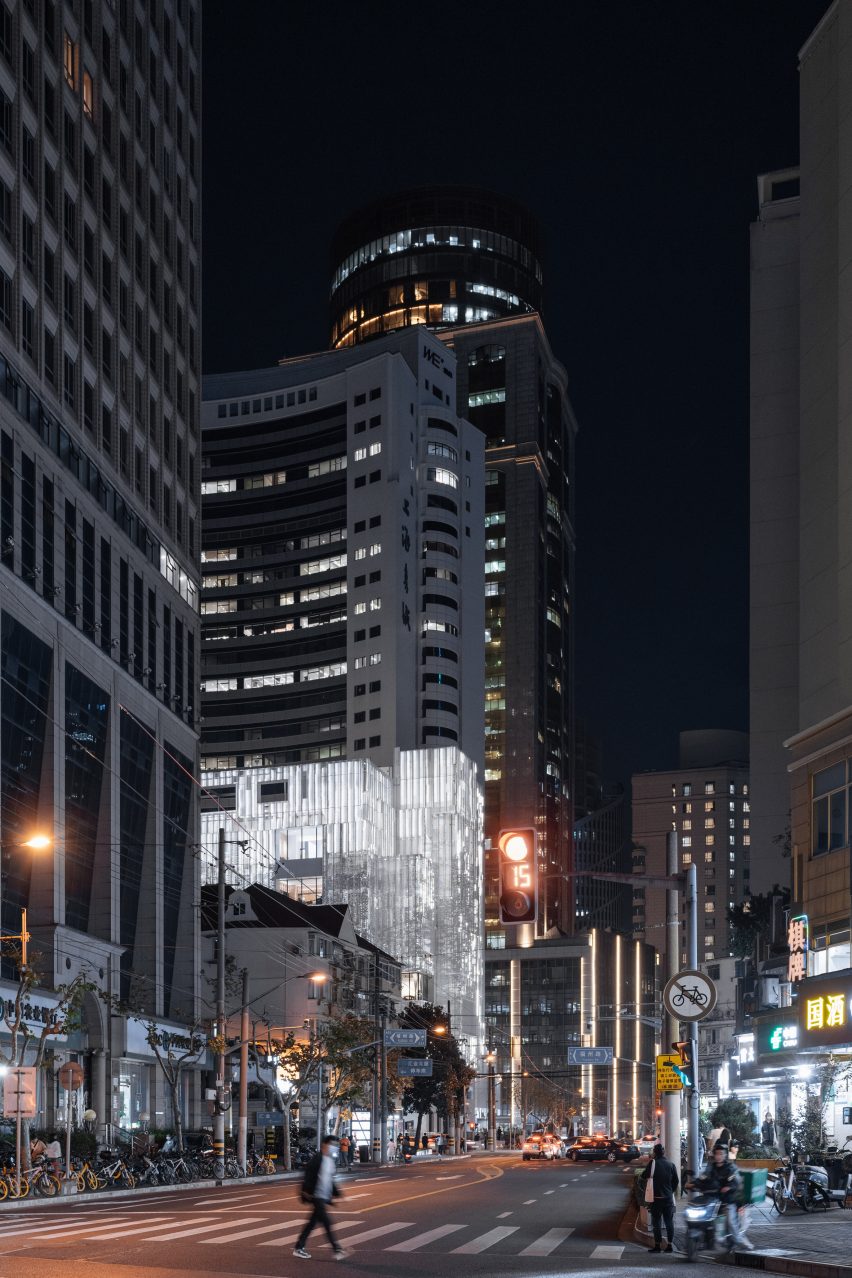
{"left": 354, "top": 656, "right": 366, "bottom": 670}
{"left": 705, "top": 835, "right": 715, "bottom": 846}
{"left": 354, "top": 601, "right": 366, "bottom": 615}
{"left": 354, "top": 547, "right": 366, "bottom": 560}
{"left": 369, "top": 543, "right": 381, "bottom": 556}
{"left": 743, "top": 834, "right": 751, "bottom": 846}
{"left": 83, "top": 70, "right": 94, "bottom": 120}
{"left": 682, "top": 819, "right": 692, "bottom": 831}
{"left": 427, "top": 467, "right": 458, "bottom": 489}
{"left": 682, "top": 837, "right": 692, "bottom": 848}
{"left": 704, "top": 851, "right": 713, "bottom": 863}
{"left": 64, "top": 32, "right": 77, "bottom": 88}
{"left": 369, "top": 442, "right": 382, "bottom": 456}
{"left": 485, "top": 559, "right": 506, "bottom": 573}
{"left": 203, "top": 573, "right": 237, "bottom": 589}
{"left": 468, "top": 388, "right": 506, "bottom": 408}
{"left": 354, "top": 447, "right": 367, "bottom": 462}
{"left": 704, "top": 902, "right": 715, "bottom": 913}
{"left": 300, "top": 581, "right": 347, "bottom": 602}
{"left": 369, "top": 598, "right": 381, "bottom": 611}
{"left": 279, "top": 591, "right": 295, "bottom": 606}
{"left": 308, "top": 456, "right": 346, "bottom": 477}
{"left": 442, "top": 304, "right": 459, "bottom": 322}
{"left": 705, "top": 783, "right": 715, "bottom": 795}
{"left": 682, "top": 853, "right": 692, "bottom": 865}
{"left": 202, "top": 548, "right": 238, "bottom": 562}
{"left": 201, "top": 599, "right": 237, "bottom": 614}
{"left": 244, "top": 672, "right": 295, "bottom": 689}
{"left": 300, "top": 662, "right": 346, "bottom": 682}
{"left": 369, "top": 653, "right": 381, "bottom": 666}
{"left": 202, "top": 479, "right": 237, "bottom": 494}
{"left": 202, "top": 678, "right": 238, "bottom": 692}
{"left": 704, "top": 818, "right": 715, "bottom": 829}
{"left": 301, "top": 554, "right": 347, "bottom": 575}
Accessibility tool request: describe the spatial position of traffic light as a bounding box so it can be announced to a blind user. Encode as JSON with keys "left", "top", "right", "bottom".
{"left": 498, "top": 828, "right": 537, "bottom": 925}
{"left": 674, "top": 1039, "right": 695, "bottom": 1089}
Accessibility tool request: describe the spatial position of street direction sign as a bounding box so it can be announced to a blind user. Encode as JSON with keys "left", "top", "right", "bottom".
{"left": 567, "top": 1046, "right": 613, "bottom": 1066}
{"left": 255, "top": 1111, "right": 284, "bottom": 1126}
{"left": 663, "top": 969, "right": 718, "bottom": 1021}
{"left": 397, "top": 1057, "right": 433, "bottom": 1078}
{"left": 384, "top": 1028, "right": 427, "bottom": 1048}
{"left": 656, "top": 1053, "right": 684, "bottom": 1094}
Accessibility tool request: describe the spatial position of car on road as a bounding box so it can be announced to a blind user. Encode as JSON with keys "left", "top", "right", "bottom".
{"left": 564, "top": 1136, "right": 639, "bottom": 1163}
{"left": 635, "top": 1134, "right": 657, "bottom": 1156}
{"left": 521, "top": 1132, "right": 562, "bottom": 1160}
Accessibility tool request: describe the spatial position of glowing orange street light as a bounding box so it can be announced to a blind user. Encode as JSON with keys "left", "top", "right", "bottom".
{"left": 22, "top": 834, "right": 50, "bottom": 850}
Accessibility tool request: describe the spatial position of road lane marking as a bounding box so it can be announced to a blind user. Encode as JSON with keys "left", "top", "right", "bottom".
{"left": 560, "top": 1182, "right": 569, "bottom": 1187}
{"left": 519, "top": 1227, "right": 574, "bottom": 1257}
{"left": 9, "top": 1214, "right": 177, "bottom": 1242}
{"left": 338, "top": 1222, "right": 413, "bottom": 1247}
{"left": 523, "top": 1198, "right": 536, "bottom": 1204}
{"left": 199, "top": 1220, "right": 319, "bottom": 1245}
{"left": 257, "top": 1220, "right": 365, "bottom": 1247}
{"left": 544, "top": 1189, "right": 555, "bottom": 1194}
{"left": 387, "top": 1224, "right": 466, "bottom": 1251}
{"left": 497, "top": 1211, "right": 512, "bottom": 1218}
{"left": 89, "top": 1215, "right": 212, "bottom": 1241}
{"left": 435, "top": 1175, "right": 463, "bottom": 1181}
{"left": 452, "top": 1226, "right": 518, "bottom": 1254}
{"left": 153, "top": 1216, "right": 267, "bottom": 1242}
{"left": 590, "top": 1244, "right": 624, "bottom": 1259}
{"left": 0, "top": 1213, "right": 127, "bottom": 1239}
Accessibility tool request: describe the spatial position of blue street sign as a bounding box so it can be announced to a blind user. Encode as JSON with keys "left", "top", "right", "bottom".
{"left": 567, "top": 1046, "right": 613, "bottom": 1066}
{"left": 384, "top": 1028, "right": 427, "bottom": 1048}
{"left": 255, "top": 1111, "right": 284, "bottom": 1126}
{"left": 397, "top": 1058, "right": 433, "bottom": 1077}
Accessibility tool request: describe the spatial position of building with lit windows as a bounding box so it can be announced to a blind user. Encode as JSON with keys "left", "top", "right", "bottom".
{"left": 329, "top": 187, "right": 542, "bottom": 351}
{"left": 484, "top": 930, "right": 657, "bottom": 1138}
{"left": 328, "top": 193, "right": 576, "bottom": 943}
{"left": 631, "top": 731, "right": 750, "bottom": 968}
{"left": 0, "top": 0, "right": 203, "bottom": 1138}
{"left": 199, "top": 326, "right": 485, "bottom": 1039}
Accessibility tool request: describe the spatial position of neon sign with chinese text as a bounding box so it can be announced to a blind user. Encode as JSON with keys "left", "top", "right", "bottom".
{"left": 788, "top": 913, "right": 809, "bottom": 983}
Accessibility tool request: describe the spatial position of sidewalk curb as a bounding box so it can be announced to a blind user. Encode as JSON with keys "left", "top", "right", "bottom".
{"left": 721, "top": 1254, "right": 852, "bottom": 1278}
{"left": 0, "top": 1171, "right": 300, "bottom": 1211}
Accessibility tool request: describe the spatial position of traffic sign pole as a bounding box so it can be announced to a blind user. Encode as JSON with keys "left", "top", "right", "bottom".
{"left": 685, "top": 862, "right": 701, "bottom": 1178}
{"left": 663, "top": 831, "right": 680, "bottom": 1160}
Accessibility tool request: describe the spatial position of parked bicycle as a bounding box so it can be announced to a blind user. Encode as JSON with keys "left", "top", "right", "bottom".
{"left": 772, "top": 1155, "right": 828, "bottom": 1212}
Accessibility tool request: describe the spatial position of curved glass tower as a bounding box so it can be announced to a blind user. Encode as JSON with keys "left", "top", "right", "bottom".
{"left": 329, "top": 186, "right": 543, "bottom": 349}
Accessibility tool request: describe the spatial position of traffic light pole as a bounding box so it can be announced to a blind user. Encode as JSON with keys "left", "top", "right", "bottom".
{"left": 663, "top": 831, "right": 680, "bottom": 1162}
{"left": 685, "top": 862, "right": 701, "bottom": 1176}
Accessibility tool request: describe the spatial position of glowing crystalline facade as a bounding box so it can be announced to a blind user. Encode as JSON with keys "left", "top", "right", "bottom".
{"left": 200, "top": 747, "right": 483, "bottom": 1046}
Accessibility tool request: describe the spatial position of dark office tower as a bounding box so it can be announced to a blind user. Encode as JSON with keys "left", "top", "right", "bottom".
{"left": 329, "top": 187, "right": 543, "bottom": 350}
{"left": 329, "top": 190, "right": 576, "bottom": 944}
{"left": 0, "top": 2, "right": 201, "bottom": 1131}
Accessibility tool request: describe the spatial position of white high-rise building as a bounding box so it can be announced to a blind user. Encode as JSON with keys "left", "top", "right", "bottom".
{"left": 200, "top": 327, "right": 485, "bottom": 1043}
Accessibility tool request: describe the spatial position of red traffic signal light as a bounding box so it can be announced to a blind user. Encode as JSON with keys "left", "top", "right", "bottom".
{"left": 498, "top": 828, "right": 537, "bottom": 925}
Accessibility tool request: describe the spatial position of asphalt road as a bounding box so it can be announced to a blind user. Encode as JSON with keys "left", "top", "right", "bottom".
{"left": 0, "top": 1154, "right": 720, "bottom": 1277}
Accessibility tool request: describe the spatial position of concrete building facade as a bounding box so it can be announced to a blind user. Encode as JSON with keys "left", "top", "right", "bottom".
{"left": 0, "top": 0, "right": 202, "bottom": 1140}
{"left": 632, "top": 732, "right": 750, "bottom": 970}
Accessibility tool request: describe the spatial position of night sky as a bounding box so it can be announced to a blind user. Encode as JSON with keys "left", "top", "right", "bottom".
{"left": 202, "top": 1, "right": 828, "bottom": 788}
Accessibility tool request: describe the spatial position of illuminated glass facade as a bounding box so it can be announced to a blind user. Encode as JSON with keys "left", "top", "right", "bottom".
{"left": 200, "top": 748, "right": 484, "bottom": 1044}
{"left": 329, "top": 188, "right": 542, "bottom": 350}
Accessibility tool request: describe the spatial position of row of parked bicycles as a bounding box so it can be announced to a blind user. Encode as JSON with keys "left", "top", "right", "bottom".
{"left": 0, "top": 1146, "right": 277, "bottom": 1197}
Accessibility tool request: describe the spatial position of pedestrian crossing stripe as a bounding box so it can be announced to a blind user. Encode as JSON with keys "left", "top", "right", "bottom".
{"left": 0, "top": 1211, "right": 621, "bottom": 1259}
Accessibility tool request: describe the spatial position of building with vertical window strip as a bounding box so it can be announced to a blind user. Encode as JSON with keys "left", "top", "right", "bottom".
{"left": 0, "top": 0, "right": 202, "bottom": 1138}
{"left": 200, "top": 326, "right": 485, "bottom": 1040}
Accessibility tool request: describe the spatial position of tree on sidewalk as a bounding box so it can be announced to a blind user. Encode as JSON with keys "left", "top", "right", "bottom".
{"left": 0, "top": 948, "right": 95, "bottom": 1167}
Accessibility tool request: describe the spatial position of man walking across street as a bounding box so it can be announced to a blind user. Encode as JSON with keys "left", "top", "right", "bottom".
{"left": 294, "top": 1134, "right": 346, "bottom": 1261}
{"left": 641, "top": 1141, "right": 679, "bottom": 1254}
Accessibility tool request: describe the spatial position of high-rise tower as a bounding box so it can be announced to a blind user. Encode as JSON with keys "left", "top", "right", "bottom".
{"left": 0, "top": 0, "right": 201, "bottom": 1130}
{"left": 329, "top": 189, "right": 576, "bottom": 944}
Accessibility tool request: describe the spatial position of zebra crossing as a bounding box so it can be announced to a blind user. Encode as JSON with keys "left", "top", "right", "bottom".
{"left": 0, "top": 1208, "right": 626, "bottom": 1259}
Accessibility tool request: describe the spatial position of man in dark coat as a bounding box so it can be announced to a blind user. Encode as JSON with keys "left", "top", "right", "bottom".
{"left": 692, "top": 1141, "right": 752, "bottom": 1251}
{"left": 293, "top": 1134, "right": 346, "bottom": 1261}
{"left": 641, "top": 1141, "right": 679, "bottom": 1253}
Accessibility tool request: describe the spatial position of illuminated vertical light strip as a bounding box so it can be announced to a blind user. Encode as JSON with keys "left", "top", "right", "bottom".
{"left": 634, "top": 942, "right": 641, "bottom": 1132}
{"left": 590, "top": 929, "right": 597, "bottom": 1133}
{"left": 579, "top": 954, "right": 586, "bottom": 1128}
{"left": 614, "top": 934, "right": 621, "bottom": 1132}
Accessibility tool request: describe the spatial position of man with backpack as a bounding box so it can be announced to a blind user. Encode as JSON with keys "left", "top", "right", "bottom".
{"left": 293, "top": 1134, "right": 347, "bottom": 1261}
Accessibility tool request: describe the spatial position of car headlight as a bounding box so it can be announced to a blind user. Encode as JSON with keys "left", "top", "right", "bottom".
{"left": 685, "top": 1207, "right": 705, "bottom": 1220}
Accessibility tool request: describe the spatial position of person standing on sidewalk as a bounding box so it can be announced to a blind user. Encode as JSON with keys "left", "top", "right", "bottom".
{"left": 293, "top": 1134, "right": 346, "bottom": 1261}
{"left": 641, "top": 1142, "right": 679, "bottom": 1254}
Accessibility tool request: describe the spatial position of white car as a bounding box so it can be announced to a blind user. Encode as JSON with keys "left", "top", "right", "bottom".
{"left": 522, "top": 1133, "right": 561, "bottom": 1161}
{"left": 635, "top": 1135, "right": 657, "bottom": 1157}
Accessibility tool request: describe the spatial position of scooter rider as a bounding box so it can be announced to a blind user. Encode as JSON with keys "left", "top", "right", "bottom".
{"left": 690, "top": 1142, "right": 753, "bottom": 1251}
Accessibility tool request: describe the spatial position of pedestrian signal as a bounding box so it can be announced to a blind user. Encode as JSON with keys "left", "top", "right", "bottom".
{"left": 498, "top": 828, "right": 537, "bottom": 925}
{"left": 674, "top": 1039, "right": 695, "bottom": 1089}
